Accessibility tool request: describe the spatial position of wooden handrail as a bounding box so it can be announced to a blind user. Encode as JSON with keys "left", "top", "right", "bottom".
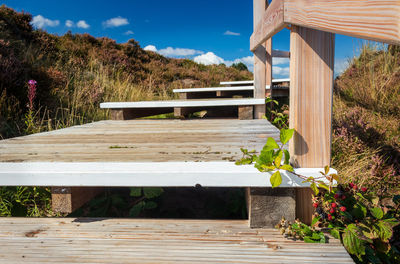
{"left": 251, "top": 0, "right": 400, "bottom": 51}
{"left": 251, "top": 0, "right": 285, "bottom": 52}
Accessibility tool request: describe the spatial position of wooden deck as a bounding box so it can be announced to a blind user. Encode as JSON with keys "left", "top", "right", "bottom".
{"left": 0, "top": 218, "right": 354, "bottom": 263}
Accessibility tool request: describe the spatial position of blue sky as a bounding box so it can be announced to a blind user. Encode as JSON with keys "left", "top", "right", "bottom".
{"left": 3, "top": 0, "right": 370, "bottom": 77}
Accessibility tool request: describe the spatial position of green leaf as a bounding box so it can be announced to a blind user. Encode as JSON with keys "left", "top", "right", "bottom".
{"left": 263, "top": 137, "right": 279, "bottom": 151}
{"left": 311, "top": 216, "right": 320, "bottom": 226}
{"left": 352, "top": 203, "right": 367, "bottom": 219}
{"left": 330, "top": 228, "right": 340, "bottom": 239}
{"left": 370, "top": 207, "right": 384, "bottom": 219}
{"left": 270, "top": 171, "right": 282, "bottom": 188}
{"left": 324, "top": 165, "right": 329, "bottom": 175}
{"left": 310, "top": 182, "right": 319, "bottom": 195}
{"left": 143, "top": 187, "right": 164, "bottom": 199}
{"left": 283, "top": 149, "right": 290, "bottom": 164}
{"left": 129, "top": 201, "right": 144, "bottom": 217}
{"left": 317, "top": 182, "right": 330, "bottom": 191}
{"left": 280, "top": 164, "right": 294, "bottom": 172}
{"left": 235, "top": 158, "right": 253, "bottom": 165}
{"left": 343, "top": 225, "right": 366, "bottom": 258}
{"left": 376, "top": 221, "right": 393, "bottom": 242}
{"left": 129, "top": 187, "right": 142, "bottom": 197}
{"left": 304, "top": 236, "right": 319, "bottom": 243}
{"left": 280, "top": 129, "right": 294, "bottom": 145}
{"left": 383, "top": 218, "right": 400, "bottom": 228}
{"left": 256, "top": 149, "right": 274, "bottom": 167}
{"left": 144, "top": 201, "right": 157, "bottom": 210}
{"left": 274, "top": 150, "right": 283, "bottom": 167}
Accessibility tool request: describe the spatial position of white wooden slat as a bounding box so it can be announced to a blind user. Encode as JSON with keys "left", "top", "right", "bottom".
{"left": 100, "top": 98, "right": 265, "bottom": 109}
{"left": 0, "top": 162, "right": 336, "bottom": 187}
{"left": 220, "top": 78, "right": 290, "bottom": 85}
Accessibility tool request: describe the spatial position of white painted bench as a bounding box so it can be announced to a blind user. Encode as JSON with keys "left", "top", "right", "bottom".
{"left": 220, "top": 78, "right": 290, "bottom": 87}
{"left": 100, "top": 98, "right": 265, "bottom": 119}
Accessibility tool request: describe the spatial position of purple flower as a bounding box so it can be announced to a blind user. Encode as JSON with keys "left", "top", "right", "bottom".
{"left": 27, "top": 80, "right": 37, "bottom": 110}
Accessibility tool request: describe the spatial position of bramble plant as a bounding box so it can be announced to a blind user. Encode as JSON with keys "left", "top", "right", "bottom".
{"left": 24, "top": 79, "right": 38, "bottom": 134}
{"left": 236, "top": 129, "right": 400, "bottom": 263}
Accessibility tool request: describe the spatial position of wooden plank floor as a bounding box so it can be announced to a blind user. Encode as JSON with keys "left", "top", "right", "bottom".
{"left": 0, "top": 119, "right": 279, "bottom": 162}
{"left": 0, "top": 218, "right": 353, "bottom": 264}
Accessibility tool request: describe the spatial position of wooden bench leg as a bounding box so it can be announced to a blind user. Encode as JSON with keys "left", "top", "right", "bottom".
{"left": 173, "top": 107, "right": 194, "bottom": 118}
{"left": 246, "top": 187, "right": 296, "bottom": 228}
{"left": 51, "top": 187, "right": 104, "bottom": 214}
{"left": 238, "top": 106, "right": 253, "bottom": 120}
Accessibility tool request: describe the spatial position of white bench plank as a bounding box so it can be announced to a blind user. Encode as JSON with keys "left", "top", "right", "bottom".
{"left": 220, "top": 78, "right": 290, "bottom": 85}
{"left": 173, "top": 86, "right": 254, "bottom": 93}
{"left": 100, "top": 98, "right": 265, "bottom": 109}
{"left": 0, "top": 162, "right": 336, "bottom": 187}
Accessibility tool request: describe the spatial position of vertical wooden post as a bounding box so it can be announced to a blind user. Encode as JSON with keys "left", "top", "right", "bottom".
{"left": 253, "top": 0, "right": 268, "bottom": 119}
{"left": 289, "top": 26, "right": 335, "bottom": 224}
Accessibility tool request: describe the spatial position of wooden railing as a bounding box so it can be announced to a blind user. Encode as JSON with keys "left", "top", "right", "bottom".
{"left": 251, "top": 0, "right": 400, "bottom": 52}
{"left": 251, "top": 0, "right": 400, "bottom": 223}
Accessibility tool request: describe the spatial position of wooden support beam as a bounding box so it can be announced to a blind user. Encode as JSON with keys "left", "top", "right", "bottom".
{"left": 284, "top": 0, "right": 400, "bottom": 46}
{"left": 250, "top": 0, "right": 285, "bottom": 52}
{"left": 253, "top": 0, "right": 268, "bottom": 119}
{"left": 238, "top": 105, "right": 253, "bottom": 120}
{"left": 51, "top": 187, "right": 103, "bottom": 214}
{"left": 251, "top": 0, "right": 400, "bottom": 51}
{"left": 246, "top": 187, "right": 296, "bottom": 228}
{"left": 289, "top": 26, "right": 335, "bottom": 224}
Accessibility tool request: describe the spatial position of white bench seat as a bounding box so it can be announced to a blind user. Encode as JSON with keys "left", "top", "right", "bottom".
{"left": 100, "top": 98, "right": 264, "bottom": 109}
{"left": 220, "top": 78, "right": 290, "bottom": 86}
{"left": 100, "top": 98, "right": 265, "bottom": 119}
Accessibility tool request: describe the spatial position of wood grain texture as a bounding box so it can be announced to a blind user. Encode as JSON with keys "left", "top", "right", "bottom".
{"left": 247, "top": 187, "right": 296, "bottom": 228}
{"left": 251, "top": 0, "right": 400, "bottom": 51}
{"left": 253, "top": 0, "right": 268, "bottom": 119}
{"left": 0, "top": 119, "right": 279, "bottom": 163}
{"left": 250, "top": 0, "right": 285, "bottom": 52}
{"left": 0, "top": 218, "right": 354, "bottom": 263}
{"left": 284, "top": 0, "right": 400, "bottom": 46}
{"left": 51, "top": 187, "right": 103, "bottom": 213}
{"left": 289, "top": 26, "right": 335, "bottom": 224}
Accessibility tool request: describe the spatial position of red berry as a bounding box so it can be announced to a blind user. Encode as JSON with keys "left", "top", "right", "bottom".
{"left": 349, "top": 183, "right": 354, "bottom": 188}
{"left": 330, "top": 208, "right": 335, "bottom": 214}
{"left": 328, "top": 214, "right": 332, "bottom": 221}
{"left": 340, "top": 206, "right": 346, "bottom": 212}
{"left": 353, "top": 185, "right": 358, "bottom": 190}
{"left": 334, "top": 193, "right": 340, "bottom": 199}
{"left": 361, "top": 187, "right": 367, "bottom": 192}
{"left": 331, "top": 203, "right": 337, "bottom": 208}
{"left": 341, "top": 195, "right": 346, "bottom": 200}
{"left": 313, "top": 203, "right": 319, "bottom": 208}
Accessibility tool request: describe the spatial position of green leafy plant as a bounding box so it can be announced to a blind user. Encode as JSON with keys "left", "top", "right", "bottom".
{"left": 276, "top": 217, "right": 326, "bottom": 243}
{"left": 312, "top": 185, "right": 400, "bottom": 263}
{"left": 237, "top": 129, "right": 399, "bottom": 263}
{"left": 128, "top": 187, "right": 164, "bottom": 217}
{"left": 264, "top": 97, "right": 289, "bottom": 129}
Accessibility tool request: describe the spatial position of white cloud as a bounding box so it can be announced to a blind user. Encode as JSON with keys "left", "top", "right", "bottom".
{"left": 144, "top": 45, "right": 157, "bottom": 52}
{"left": 273, "top": 57, "right": 289, "bottom": 65}
{"left": 77, "top": 20, "right": 90, "bottom": 29}
{"left": 159, "top": 47, "right": 203, "bottom": 57}
{"left": 65, "top": 20, "right": 74, "bottom": 27}
{"left": 335, "top": 58, "right": 350, "bottom": 76}
{"left": 103, "top": 16, "right": 129, "bottom": 28}
{"left": 31, "top": 15, "right": 59, "bottom": 29}
{"left": 124, "top": 30, "right": 134, "bottom": 35}
{"left": 273, "top": 66, "right": 290, "bottom": 77}
{"left": 145, "top": 45, "right": 203, "bottom": 57}
{"left": 224, "top": 30, "right": 240, "bottom": 36}
{"left": 194, "top": 52, "right": 225, "bottom": 65}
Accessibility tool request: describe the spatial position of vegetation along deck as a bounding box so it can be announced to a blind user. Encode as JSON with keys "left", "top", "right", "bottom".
{"left": 0, "top": 218, "right": 354, "bottom": 264}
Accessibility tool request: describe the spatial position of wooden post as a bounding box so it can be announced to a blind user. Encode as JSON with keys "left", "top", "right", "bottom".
{"left": 289, "top": 26, "right": 335, "bottom": 224}
{"left": 247, "top": 0, "right": 295, "bottom": 228}
{"left": 51, "top": 187, "right": 103, "bottom": 214}
{"left": 253, "top": 0, "right": 268, "bottom": 119}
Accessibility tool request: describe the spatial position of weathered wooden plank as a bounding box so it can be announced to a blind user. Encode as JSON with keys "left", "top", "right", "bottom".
{"left": 0, "top": 218, "right": 353, "bottom": 263}
{"left": 284, "top": 0, "right": 400, "bottom": 46}
{"left": 289, "top": 26, "right": 335, "bottom": 224}
{"left": 250, "top": 0, "right": 285, "bottom": 52}
{"left": 253, "top": 0, "right": 268, "bottom": 119}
